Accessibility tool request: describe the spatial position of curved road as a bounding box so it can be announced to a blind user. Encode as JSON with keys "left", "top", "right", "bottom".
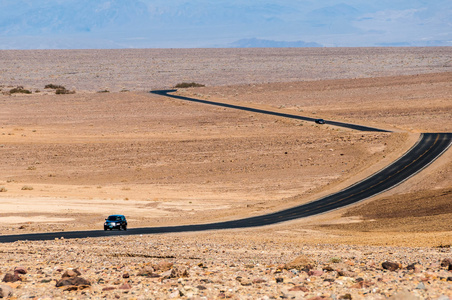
{"left": 0, "top": 91, "right": 450, "bottom": 243}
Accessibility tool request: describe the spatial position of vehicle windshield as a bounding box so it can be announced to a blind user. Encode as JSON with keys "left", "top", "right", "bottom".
{"left": 107, "top": 216, "right": 121, "bottom": 221}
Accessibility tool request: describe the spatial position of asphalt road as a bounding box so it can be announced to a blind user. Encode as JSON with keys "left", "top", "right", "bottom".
{"left": 0, "top": 91, "right": 450, "bottom": 243}
{"left": 151, "top": 90, "right": 390, "bottom": 132}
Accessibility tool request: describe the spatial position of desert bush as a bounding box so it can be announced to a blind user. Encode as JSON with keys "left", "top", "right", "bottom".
{"left": 45, "top": 84, "right": 66, "bottom": 90}
{"left": 330, "top": 257, "right": 342, "bottom": 263}
{"left": 10, "top": 86, "right": 32, "bottom": 94}
{"left": 174, "top": 82, "right": 205, "bottom": 88}
{"left": 0, "top": 187, "right": 7, "bottom": 192}
{"left": 21, "top": 185, "right": 33, "bottom": 190}
{"left": 97, "top": 90, "right": 110, "bottom": 93}
{"left": 45, "top": 84, "right": 75, "bottom": 94}
{"left": 55, "top": 88, "right": 75, "bottom": 95}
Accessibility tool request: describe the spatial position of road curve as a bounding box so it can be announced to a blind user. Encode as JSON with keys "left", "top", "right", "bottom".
{"left": 0, "top": 91, "right": 450, "bottom": 243}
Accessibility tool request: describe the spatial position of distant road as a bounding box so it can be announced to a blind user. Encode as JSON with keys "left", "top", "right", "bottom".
{"left": 0, "top": 91, "right": 450, "bottom": 243}
{"left": 151, "top": 90, "right": 390, "bottom": 132}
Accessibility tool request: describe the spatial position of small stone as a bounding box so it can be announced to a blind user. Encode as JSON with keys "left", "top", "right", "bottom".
{"left": 284, "top": 255, "right": 314, "bottom": 271}
{"left": 56, "top": 277, "right": 91, "bottom": 287}
{"left": 102, "top": 286, "right": 117, "bottom": 291}
{"left": 13, "top": 267, "right": 27, "bottom": 275}
{"left": 340, "top": 294, "right": 352, "bottom": 300}
{"left": 240, "top": 280, "right": 252, "bottom": 286}
{"left": 62, "top": 269, "right": 81, "bottom": 279}
{"left": 323, "top": 266, "right": 334, "bottom": 272}
{"left": 152, "top": 261, "right": 173, "bottom": 272}
{"left": 118, "top": 283, "right": 132, "bottom": 290}
{"left": 122, "top": 272, "right": 130, "bottom": 279}
{"left": 382, "top": 261, "right": 401, "bottom": 271}
{"left": 137, "top": 268, "right": 159, "bottom": 278}
{"left": 252, "top": 278, "right": 266, "bottom": 284}
{"left": 2, "top": 273, "right": 21, "bottom": 283}
{"left": 415, "top": 282, "right": 426, "bottom": 290}
{"left": 197, "top": 285, "right": 207, "bottom": 290}
{"left": 308, "top": 270, "right": 324, "bottom": 276}
{"left": 440, "top": 258, "right": 451, "bottom": 268}
{"left": 275, "top": 277, "right": 284, "bottom": 283}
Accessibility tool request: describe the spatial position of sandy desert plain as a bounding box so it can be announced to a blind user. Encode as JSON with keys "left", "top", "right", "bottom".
{"left": 0, "top": 47, "right": 452, "bottom": 299}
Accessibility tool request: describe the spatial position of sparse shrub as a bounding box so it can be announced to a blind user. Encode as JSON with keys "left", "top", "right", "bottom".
{"left": 45, "top": 84, "right": 75, "bottom": 94}
{"left": 330, "top": 257, "right": 342, "bottom": 263}
{"left": 21, "top": 185, "right": 33, "bottom": 190}
{"left": 174, "top": 82, "right": 205, "bottom": 88}
{"left": 27, "top": 166, "right": 36, "bottom": 170}
{"left": 10, "top": 86, "right": 32, "bottom": 94}
{"left": 0, "top": 187, "right": 7, "bottom": 192}
{"left": 45, "top": 84, "right": 66, "bottom": 90}
{"left": 55, "top": 88, "right": 75, "bottom": 95}
{"left": 97, "top": 90, "right": 110, "bottom": 93}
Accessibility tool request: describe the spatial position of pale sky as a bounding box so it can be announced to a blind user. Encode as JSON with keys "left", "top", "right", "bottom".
{"left": 0, "top": 0, "right": 451, "bottom": 49}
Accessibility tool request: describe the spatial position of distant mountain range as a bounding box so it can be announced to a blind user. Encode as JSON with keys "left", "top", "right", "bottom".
{"left": 229, "top": 38, "right": 322, "bottom": 48}
{"left": 0, "top": 0, "right": 451, "bottom": 49}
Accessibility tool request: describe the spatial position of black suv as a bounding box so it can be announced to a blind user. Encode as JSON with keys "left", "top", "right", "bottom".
{"left": 104, "top": 215, "right": 127, "bottom": 231}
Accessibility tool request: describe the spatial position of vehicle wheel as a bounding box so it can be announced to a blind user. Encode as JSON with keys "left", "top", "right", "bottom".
{"left": 104, "top": 228, "right": 107, "bottom": 231}
{"left": 124, "top": 225, "right": 127, "bottom": 231}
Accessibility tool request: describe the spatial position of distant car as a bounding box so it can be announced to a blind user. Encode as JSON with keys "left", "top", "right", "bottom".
{"left": 104, "top": 214, "right": 127, "bottom": 231}
{"left": 315, "top": 119, "right": 325, "bottom": 124}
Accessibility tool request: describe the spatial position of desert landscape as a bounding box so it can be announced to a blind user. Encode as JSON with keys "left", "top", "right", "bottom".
{"left": 0, "top": 47, "right": 451, "bottom": 299}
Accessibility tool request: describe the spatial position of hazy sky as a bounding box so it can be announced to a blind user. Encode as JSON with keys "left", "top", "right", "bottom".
{"left": 0, "top": 0, "right": 451, "bottom": 49}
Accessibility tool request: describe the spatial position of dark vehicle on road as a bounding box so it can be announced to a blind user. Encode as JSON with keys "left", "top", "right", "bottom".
{"left": 315, "top": 119, "right": 325, "bottom": 124}
{"left": 104, "top": 215, "right": 127, "bottom": 231}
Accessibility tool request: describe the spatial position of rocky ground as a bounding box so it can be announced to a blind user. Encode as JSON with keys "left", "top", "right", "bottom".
{"left": 1, "top": 48, "right": 452, "bottom": 299}
{"left": 1, "top": 234, "right": 452, "bottom": 299}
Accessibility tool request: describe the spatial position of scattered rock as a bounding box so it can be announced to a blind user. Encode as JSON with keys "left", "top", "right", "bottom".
{"left": 137, "top": 268, "right": 160, "bottom": 278}
{"left": 284, "top": 255, "right": 314, "bottom": 271}
{"left": 308, "top": 270, "right": 324, "bottom": 276}
{"left": 55, "top": 276, "right": 91, "bottom": 288}
{"left": 118, "top": 283, "right": 132, "bottom": 290}
{"left": 253, "top": 278, "right": 266, "bottom": 284}
{"left": 415, "top": 282, "right": 426, "bottom": 290}
{"left": 382, "top": 261, "right": 401, "bottom": 271}
{"left": 152, "top": 261, "right": 173, "bottom": 272}
{"left": 13, "top": 267, "right": 27, "bottom": 275}
{"left": 440, "top": 258, "right": 451, "bottom": 268}
{"left": 2, "top": 273, "right": 21, "bottom": 283}
{"left": 61, "top": 268, "right": 81, "bottom": 279}
{"left": 122, "top": 272, "right": 130, "bottom": 279}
